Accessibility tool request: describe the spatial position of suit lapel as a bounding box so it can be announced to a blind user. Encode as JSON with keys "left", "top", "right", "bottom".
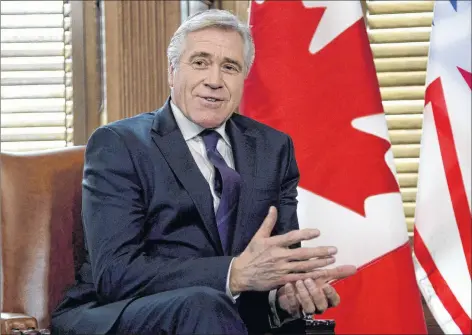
{"left": 226, "top": 117, "right": 257, "bottom": 254}
{"left": 150, "top": 100, "right": 223, "bottom": 255}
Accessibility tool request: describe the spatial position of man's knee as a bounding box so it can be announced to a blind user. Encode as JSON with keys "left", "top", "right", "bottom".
{"left": 177, "top": 286, "right": 246, "bottom": 334}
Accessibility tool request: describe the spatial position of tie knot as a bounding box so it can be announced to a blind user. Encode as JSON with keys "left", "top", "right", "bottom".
{"left": 200, "top": 129, "right": 220, "bottom": 152}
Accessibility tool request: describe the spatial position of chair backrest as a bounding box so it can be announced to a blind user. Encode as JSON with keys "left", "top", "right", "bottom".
{"left": 1, "top": 146, "right": 85, "bottom": 328}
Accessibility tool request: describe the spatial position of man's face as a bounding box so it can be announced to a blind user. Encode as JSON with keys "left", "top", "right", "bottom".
{"left": 169, "top": 27, "right": 245, "bottom": 129}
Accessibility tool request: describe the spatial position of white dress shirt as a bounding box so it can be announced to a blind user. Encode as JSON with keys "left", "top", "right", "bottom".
{"left": 170, "top": 101, "right": 291, "bottom": 327}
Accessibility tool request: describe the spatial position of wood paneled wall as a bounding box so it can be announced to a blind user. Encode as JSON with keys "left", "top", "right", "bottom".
{"left": 104, "top": 1, "right": 180, "bottom": 122}
{"left": 220, "top": 0, "right": 250, "bottom": 22}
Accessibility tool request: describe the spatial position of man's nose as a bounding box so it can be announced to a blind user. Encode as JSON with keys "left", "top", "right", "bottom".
{"left": 204, "top": 66, "right": 223, "bottom": 89}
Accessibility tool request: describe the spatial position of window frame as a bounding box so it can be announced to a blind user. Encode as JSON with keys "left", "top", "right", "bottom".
{"left": 70, "top": 0, "right": 102, "bottom": 145}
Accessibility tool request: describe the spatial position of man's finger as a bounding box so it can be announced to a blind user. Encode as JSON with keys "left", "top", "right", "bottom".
{"left": 322, "top": 284, "right": 340, "bottom": 307}
{"left": 287, "top": 257, "right": 335, "bottom": 273}
{"left": 287, "top": 246, "right": 337, "bottom": 261}
{"left": 269, "top": 228, "right": 320, "bottom": 247}
{"left": 304, "top": 279, "right": 328, "bottom": 314}
{"left": 323, "top": 265, "right": 357, "bottom": 282}
{"left": 295, "top": 280, "right": 316, "bottom": 314}
{"left": 309, "top": 265, "right": 357, "bottom": 287}
{"left": 290, "top": 269, "right": 329, "bottom": 284}
{"left": 278, "top": 264, "right": 356, "bottom": 288}
{"left": 277, "top": 265, "right": 339, "bottom": 287}
{"left": 253, "top": 206, "right": 278, "bottom": 239}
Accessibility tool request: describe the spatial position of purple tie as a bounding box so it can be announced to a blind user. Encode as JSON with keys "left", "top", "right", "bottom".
{"left": 201, "top": 130, "right": 241, "bottom": 254}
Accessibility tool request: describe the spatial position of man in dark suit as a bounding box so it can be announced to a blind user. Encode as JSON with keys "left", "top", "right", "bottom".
{"left": 52, "top": 9, "right": 356, "bottom": 335}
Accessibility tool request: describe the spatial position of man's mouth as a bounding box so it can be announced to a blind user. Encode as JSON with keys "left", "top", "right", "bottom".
{"left": 200, "top": 96, "right": 223, "bottom": 102}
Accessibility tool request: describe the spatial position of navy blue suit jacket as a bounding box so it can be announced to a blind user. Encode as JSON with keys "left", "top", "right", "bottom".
{"left": 52, "top": 99, "right": 300, "bottom": 334}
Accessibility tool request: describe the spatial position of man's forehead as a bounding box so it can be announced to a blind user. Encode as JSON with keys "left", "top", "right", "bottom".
{"left": 184, "top": 29, "right": 243, "bottom": 54}
{"left": 187, "top": 26, "right": 241, "bottom": 40}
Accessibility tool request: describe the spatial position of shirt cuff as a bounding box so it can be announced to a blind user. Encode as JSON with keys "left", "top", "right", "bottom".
{"left": 268, "top": 288, "right": 300, "bottom": 328}
{"left": 225, "top": 257, "right": 240, "bottom": 303}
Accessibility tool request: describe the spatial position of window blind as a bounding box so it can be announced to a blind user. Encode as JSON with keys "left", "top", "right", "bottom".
{"left": 365, "top": 0, "right": 434, "bottom": 231}
{"left": 1, "top": 0, "right": 73, "bottom": 152}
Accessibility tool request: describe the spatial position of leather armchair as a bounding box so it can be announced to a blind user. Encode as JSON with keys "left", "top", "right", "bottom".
{"left": 1, "top": 146, "right": 86, "bottom": 334}
{"left": 0, "top": 146, "right": 333, "bottom": 334}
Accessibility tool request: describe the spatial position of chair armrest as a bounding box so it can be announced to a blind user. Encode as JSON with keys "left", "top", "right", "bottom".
{"left": 1, "top": 313, "right": 38, "bottom": 334}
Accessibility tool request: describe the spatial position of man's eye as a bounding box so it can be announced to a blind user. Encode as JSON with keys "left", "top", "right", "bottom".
{"left": 223, "top": 64, "right": 238, "bottom": 72}
{"left": 192, "top": 60, "right": 207, "bottom": 68}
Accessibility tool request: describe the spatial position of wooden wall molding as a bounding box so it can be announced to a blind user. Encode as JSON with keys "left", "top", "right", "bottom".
{"left": 71, "top": 0, "right": 102, "bottom": 144}
{"left": 104, "top": 1, "right": 180, "bottom": 122}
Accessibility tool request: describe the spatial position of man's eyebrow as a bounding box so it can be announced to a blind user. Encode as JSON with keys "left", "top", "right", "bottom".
{"left": 188, "top": 52, "right": 243, "bottom": 71}
{"left": 188, "top": 51, "right": 212, "bottom": 61}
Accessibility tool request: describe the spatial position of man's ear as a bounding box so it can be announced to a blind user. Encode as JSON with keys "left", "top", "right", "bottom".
{"left": 168, "top": 65, "right": 175, "bottom": 88}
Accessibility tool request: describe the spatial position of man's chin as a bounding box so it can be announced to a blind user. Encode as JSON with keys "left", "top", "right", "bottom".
{"left": 192, "top": 113, "right": 232, "bottom": 129}
{"left": 196, "top": 119, "right": 226, "bottom": 129}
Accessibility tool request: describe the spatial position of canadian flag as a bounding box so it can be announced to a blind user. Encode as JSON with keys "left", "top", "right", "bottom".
{"left": 241, "top": 1, "right": 427, "bottom": 333}
{"left": 413, "top": 1, "right": 471, "bottom": 334}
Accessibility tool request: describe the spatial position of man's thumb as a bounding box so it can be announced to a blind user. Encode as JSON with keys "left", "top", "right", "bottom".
{"left": 254, "top": 206, "right": 277, "bottom": 239}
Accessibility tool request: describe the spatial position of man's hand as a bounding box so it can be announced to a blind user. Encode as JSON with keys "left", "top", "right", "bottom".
{"left": 229, "top": 206, "right": 338, "bottom": 294}
{"left": 276, "top": 265, "right": 357, "bottom": 317}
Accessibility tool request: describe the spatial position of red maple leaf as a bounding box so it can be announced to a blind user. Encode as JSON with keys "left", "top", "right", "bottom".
{"left": 457, "top": 66, "right": 471, "bottom": 90}
{"left": 241, "top": 0, "right": 399, "bottom": 216}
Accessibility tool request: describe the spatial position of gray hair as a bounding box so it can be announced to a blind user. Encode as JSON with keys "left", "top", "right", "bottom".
{"left": 167, "top": 9, "right": 255, "bottom": 76}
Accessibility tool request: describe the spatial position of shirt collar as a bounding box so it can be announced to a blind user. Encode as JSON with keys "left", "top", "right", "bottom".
{"left": 170, "top": 100, "right": 231, "bottom": 147}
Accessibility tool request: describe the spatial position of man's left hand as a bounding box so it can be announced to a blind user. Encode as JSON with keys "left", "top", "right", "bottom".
{"left": 276, "top": 265, "right": 357, "bottom": 317}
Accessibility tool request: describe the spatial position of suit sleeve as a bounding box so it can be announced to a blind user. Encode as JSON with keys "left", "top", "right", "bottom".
{"left": 82, "top": 126, "right": 233, "bottom": 303}
{"left": 274, "top": 135, "right": 301, "bottom": 237}
{"left": 238, "top": 134, "right": 301, "bottom": 333}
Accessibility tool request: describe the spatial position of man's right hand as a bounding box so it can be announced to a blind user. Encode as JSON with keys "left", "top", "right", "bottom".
{"left": 229, "top": 206, "right": 338, "bottom": 294}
